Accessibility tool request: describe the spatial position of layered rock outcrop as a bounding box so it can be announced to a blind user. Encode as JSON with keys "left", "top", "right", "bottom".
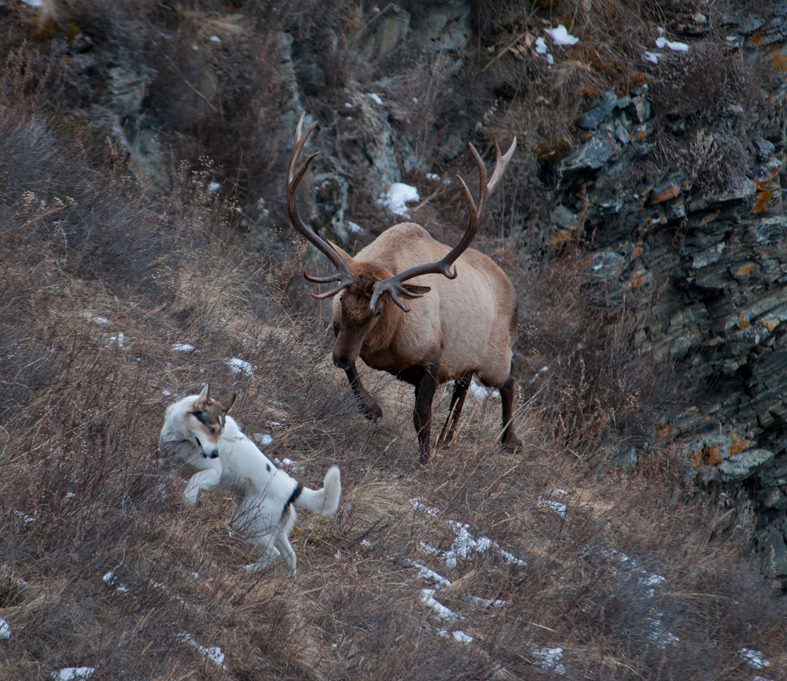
{"left": 539, "top": 7, "right": 786, "bottom": 583}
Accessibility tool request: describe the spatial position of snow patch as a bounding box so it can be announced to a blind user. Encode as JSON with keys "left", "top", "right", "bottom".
{"left": 83, "top": 313, "right": 110, "bottom": 326}
{"left": 655, "top": 35, "right": 689, "bottom": 52}
{"left": 254, "top": 432, "right": 273, "bottom": 447}
{"left": 469, "top": 594, "right": 509, "bottom": 608}
{"left": 367, "top": 92, "right": 384, "bottom": 105}
{"left": 102, "top": 571, "right": 129, "bottom": 593}
{"left": 438, "top": 629, "right": 474, "bottom": 644}
{"left": 274, "top": 457, "right": 304, "bottom": 473}
{"left": 225, "top": 357, "right": 253, "bottom": 376}
{"left": 13, "top": 509, "right": 35, "bottom": 525}
{"left": 0, "top": 617, "right": 11, "bottom": 639}
{"left": 648, "top": 613, "right": 680, "bottom": 649}
{"left": 378, "top": 183, "right": 420, "bottom": 217}
{"left": 426, "top": 172, "right": 440, "bottom": 181}
{"left": 209, "top": 35, "right": 221, "bottom": 43}
{"left": 407, "top": 559, "right": 452, "bottom": 589}
{"left": 545, "top": 25, "right": 579, "bottom": 46}
{"left": 108, "top": 333, "right": 126, "bottom": 350}
{"left": 206, "top": 181, "right": 221, "bottom": 194}
{"left": 739, "top": 648, "right": 770, "bottom": 670}
{"left": 171, "top": 343, "right": 197, "bottom": 353}
{"left": 468, "top": 376, "right": 500, "bottom": 402}
{"left": 346, "top": 220, "right": 365, "bottom": 234}
{"left": 643, "top": 50, "right": 661, "bottom": 64}
{"left": 20, "top": 0, "right": 44, "bottom": 7}
{"left": 177, "top": 632, "right": 225, "bottom": 667}
{"left": 50, "top": 668, "right": 95, "bottom": 681}
{"left": 420, "top": 589, "right": 457, "bottom": 621}
{"left": 532, "top": 647, "right": 566, "bottom": 674}
{"left": 410, "top": 497, "right": 440, "bottom": 517}
{"left": 537, "top": 499, "right": 567, "bottom": 519}
{"left": 535, "top": 37, "right": 554, "bottom": 65}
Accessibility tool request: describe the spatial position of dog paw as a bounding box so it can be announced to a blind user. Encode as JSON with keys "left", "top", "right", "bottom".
{"left": 182, "top": 492, "right": 198, "bottom": 507}
{"left": 244, "top": 561, "right": 269, "bottom": 574}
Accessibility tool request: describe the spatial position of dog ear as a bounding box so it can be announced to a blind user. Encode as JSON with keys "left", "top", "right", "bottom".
{"left": 221, "top": 393, "right": 236, "bottom": 414}
{"left": 198, "top": 383, "right": 210, "bottom": 402}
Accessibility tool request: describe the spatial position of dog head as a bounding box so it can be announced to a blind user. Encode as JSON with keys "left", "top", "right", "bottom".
{"left": 186, "top": 383, "right": 236, "bottom": 459}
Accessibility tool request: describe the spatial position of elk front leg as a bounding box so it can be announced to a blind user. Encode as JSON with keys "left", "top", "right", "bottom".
{"left": 413, "top": 364, "right": 439, "bottom": 463}
{"left": 344, "top": 362, "right": 383, "bottom": 421}
{"left": 499, "top": 376, "right": 522, "bottom": 451}
{"left": 437, "top": 371, "right": 472, "bottom": 448}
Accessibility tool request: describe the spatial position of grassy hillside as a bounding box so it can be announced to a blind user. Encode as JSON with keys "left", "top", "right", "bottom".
{"left": 1, "top": 1, "right": 785, "bottom": 679}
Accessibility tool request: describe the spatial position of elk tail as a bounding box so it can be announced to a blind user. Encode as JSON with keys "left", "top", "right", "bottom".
{"left": 293, "top": 465, "right": 341, "bottom": 517}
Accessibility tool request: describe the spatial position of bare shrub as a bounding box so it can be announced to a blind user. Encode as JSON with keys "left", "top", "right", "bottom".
{"left": 651, "top": 40, "right": 766, "bottom": 133}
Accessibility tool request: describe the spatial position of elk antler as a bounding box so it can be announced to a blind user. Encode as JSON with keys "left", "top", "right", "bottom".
{"left": 288, "top": 113, "right": 356, "bottom": 299}
{"left": 370, "top": 137, "right": 517, "bottom": 313}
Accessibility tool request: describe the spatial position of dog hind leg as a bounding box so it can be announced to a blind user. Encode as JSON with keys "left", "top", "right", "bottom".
{"left": 244, "top": 544, "right": 281, "bottom": 573}
{"left": 274, "top": 507, "right": 298, "bottom": 575}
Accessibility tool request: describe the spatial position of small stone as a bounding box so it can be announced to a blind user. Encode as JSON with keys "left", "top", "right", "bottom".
{"left": 650, "top": 175, "right": 685, "bottom": 204}
{"left": 761, "top": 488, "right": 787, "bottom": 511}
{"left": 718, "top": 449, "right": 775, "bottom": 481}
{"left": 579, "top": 90, "right": 618, "bottom": 130}
{"left": 761, "top": 527, "right": 787, "bottom": 578}
{"left": 551, "top": 204, "right": 578, "bottom": 229}
{"left": 559, "top": 136, "right": 619, "bottom": 173}
{"left": 627, "top": 96, "right": 652, "bottom": 123}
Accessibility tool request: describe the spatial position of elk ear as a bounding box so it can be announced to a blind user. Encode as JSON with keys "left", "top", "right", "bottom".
{"left": 327, "top": 240, "right": 355, "bottom": 267}
{"left": 220, "top": 393, "right": 236, "bottom": 414}
{"left": 400, "top": 284, "right": 431, "bottom": 299}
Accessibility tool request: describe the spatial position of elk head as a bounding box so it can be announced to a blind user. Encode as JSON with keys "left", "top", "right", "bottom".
{"left": 287, "top": 114, "right": 517, "bottom": 370}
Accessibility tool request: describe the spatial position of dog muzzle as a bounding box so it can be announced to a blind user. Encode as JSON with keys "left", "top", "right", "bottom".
{"left": 194, "top": 436, "right": 219, "bottom": 459}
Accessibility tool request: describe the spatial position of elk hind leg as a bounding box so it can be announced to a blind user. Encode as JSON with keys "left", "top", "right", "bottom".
{"left": 437, "top": 371, "right": 472, "bottom": 448}
{"left": 499, "top": 375, "right": 522, "bottom": 451}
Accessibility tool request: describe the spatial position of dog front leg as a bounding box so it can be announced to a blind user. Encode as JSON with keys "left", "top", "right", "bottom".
{"left": 183, "top": 467, "right": 222, "bottom": 506}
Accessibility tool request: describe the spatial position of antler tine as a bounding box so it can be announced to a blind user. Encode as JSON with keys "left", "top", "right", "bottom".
{"left": 309, "top": 283, "right": 354, "bottom": 300}
{"left": 368, "top": 137, "right": 517, "bottom": 313}
{"left": 482, "top": 137, "right": 517, "bottom": 215}
{"left": 303, "top": 267, "right": 345, "bottom": 284}
{"left": 287, "top": 113, "right": 356, "bottom": 295}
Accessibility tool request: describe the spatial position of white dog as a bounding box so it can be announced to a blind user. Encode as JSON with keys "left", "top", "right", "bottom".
{"left": 158, "top": 384, "right": 341, "bottom": 575}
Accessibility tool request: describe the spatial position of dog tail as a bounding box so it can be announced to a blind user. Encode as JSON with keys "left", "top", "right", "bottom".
{"left": 294, "top": 465, "right": 341, "bottom": 517}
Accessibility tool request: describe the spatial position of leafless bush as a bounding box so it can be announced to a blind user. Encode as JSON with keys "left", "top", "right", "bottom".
{"left": 651, "top": 41, "right": 766, "bottom": 133}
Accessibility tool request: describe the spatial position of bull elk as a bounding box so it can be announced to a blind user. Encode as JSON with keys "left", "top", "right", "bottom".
{"left": 288, "top": 114, "right": 520, "bottom": 462}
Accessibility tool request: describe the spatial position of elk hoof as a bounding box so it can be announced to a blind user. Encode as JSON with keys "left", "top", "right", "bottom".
{"left": 362, "top": 402, "right": 383, "bottom": 422}
{"left": 501, "top": 435, "right": 523, "bottom": 453}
